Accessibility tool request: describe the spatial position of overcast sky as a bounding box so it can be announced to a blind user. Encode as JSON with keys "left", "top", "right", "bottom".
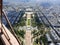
{"left": 3, "top": 0, "right": 60, "bottom": 4}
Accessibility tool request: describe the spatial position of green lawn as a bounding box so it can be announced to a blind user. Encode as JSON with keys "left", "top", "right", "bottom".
{"left": 28, "top": 19, "right": 31, "bottom": 25}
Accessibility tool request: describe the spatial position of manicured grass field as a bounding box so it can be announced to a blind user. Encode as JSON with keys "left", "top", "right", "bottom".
{"left": 28, "top": 19, "right": 31, "bottom": 25}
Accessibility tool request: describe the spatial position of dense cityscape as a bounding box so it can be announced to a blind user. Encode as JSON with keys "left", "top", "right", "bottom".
{"left": 0, "top": 0, "right": 60, "bottom": 45}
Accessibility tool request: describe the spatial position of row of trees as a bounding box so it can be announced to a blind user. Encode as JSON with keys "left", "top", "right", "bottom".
{"left": 13, "top": 16, "right": 26, "bottom": 45}
{"left": 14, "top": 29, "right": 25, "bottom": 45}
{"left": 31, "top": 13, "right": 50, "bottom": 45}
{"left": 31, "top": 28, "right": 48, "bottom": 45}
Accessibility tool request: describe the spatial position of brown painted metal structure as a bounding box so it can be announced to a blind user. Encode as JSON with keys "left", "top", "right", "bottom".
{"left": 0, "top": 0, "right": 21, "bottom": 45}
{"left": 0, "top": 0, "right": 2, "bottom": 28}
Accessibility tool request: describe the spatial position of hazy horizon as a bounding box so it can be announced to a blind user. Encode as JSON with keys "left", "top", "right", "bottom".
{"left": 3, "top": 0, "right": 60, "bottom": 5}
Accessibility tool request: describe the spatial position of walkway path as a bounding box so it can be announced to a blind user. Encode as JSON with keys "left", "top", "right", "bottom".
{"left": 25, "top": 12, "right": 33, "bottom": 45}
{"left": 25, "top": 30, "right": 32, "bottom": 45}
